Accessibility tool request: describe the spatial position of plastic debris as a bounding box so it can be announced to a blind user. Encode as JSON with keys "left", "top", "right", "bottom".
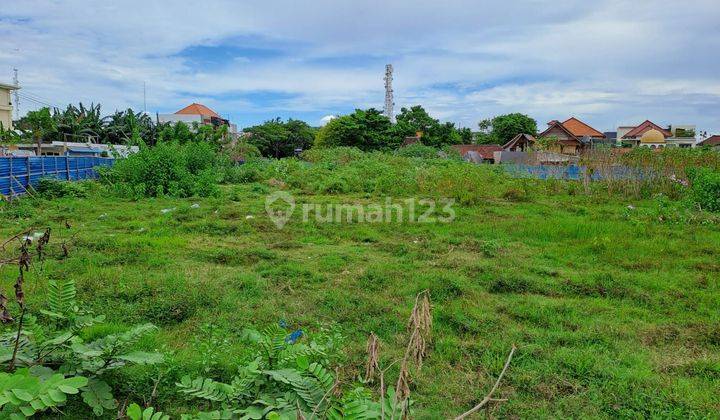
{"left": 22, "top": 232, "right": 45, "bottom": 243}
{"left": 160, "top": 207, "right": 176, "bottom": 214}
{"left": 190, "top": 203, "right": 200, "bottom": 209}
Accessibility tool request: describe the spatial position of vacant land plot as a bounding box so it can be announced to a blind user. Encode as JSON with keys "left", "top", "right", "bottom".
{"left": 1, "top": 168, "right": 719, "bottom": 417}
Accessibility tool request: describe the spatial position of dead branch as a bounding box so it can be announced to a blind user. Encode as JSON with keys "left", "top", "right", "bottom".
{"left": 393, "top": 290, "right": 432, "bottom": 419}
{"left": 0, "top": 228, "right": 33, "bottom": 252}
{"left": 364, "top": 332, "right": 380, "bottom": 382}
{"left": 309, "top": 367, "right": 340, "bottom": 420}
{"left": 453, "top": 345, "right": 517, "bottom": 420}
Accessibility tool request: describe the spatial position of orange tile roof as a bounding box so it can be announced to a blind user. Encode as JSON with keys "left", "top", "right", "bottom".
{"left": 560, "top": 117, "right": 605, "bottom": 138}
{"left": 175, "top": 103, "right": 220, "bottom": 118}
{"left": 622, "top": 120, "right": 671, "bottom": 138}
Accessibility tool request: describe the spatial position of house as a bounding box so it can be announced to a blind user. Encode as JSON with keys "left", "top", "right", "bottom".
{"left": 401, "top": 131, "right": 424, "bottom": 146}
{"left": 0, "top": 82, "right": 19, "bottom": 131}
{"left": 537, "top": 117, "right": 605, "bottom": 155}
{"left": 619, "top": 120, "right": 695, "bottom": 148}
{"left": 451, "top": 144, "right": 503, "bottom": 163}
{"left": 698, "top": 135, "right": 720, "bottom": 149}
{"left": 502, "top": 133, "right": 536, "bottom": 152}
{"left": 158, "top": 103, "right": 238, "bottom": 135}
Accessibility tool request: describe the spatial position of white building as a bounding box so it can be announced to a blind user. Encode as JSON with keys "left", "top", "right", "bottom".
{"left": 0, "top": 82, "right": 19, "bottom": 131}
{"left": 619, "top": 120, "right": 696, "bottom": 148}
{"left": 158, "top": 103, "right": 237, "bottom": 135}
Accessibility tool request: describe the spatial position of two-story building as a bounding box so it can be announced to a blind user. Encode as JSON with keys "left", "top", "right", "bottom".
{"left": 0, "top": 82, "right": 19, "bottom": 131}
{"left": 157, "top": 103, "right": 238, "bottom": 135}
{"left": 537, "top": 117, "right": 606, "bottom": 155}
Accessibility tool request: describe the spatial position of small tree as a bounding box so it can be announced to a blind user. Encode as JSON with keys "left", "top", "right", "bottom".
{"left": 314, "top": 109, "right": 395, "bottom": 151}
{"left": 23, "top": 108, "right": 55, "bottom": 155}
{"left": 477, "top": 113, "right": 537, "bottom": 145}
{"left": 394, "top": 105, "right": 462, "bottom": 148}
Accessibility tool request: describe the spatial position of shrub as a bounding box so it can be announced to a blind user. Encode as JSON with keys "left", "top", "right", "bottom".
{"left": 301, "top": 146, "right": 365, "bottom": 164}
{"left": 221, "top": 159, "right": 271, "bottom": 184}
{"left": 688, "top": 167, "right": 720, "bottom": 212}
{"left": 395, "top": 143, "right": 440, "bottom": 159}
{"left": 36, "top": 178, "right": 96, "bottom": 199}
{"left": 101, "top": 141, "right": 221, "bottom": 198}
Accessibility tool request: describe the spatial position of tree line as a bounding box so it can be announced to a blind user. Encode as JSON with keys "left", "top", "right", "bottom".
{"left": 1, "top": 102, "right": 539, "bottom": 159}
{"left": 245, "top": 106, "right": 538, "bottom": 158}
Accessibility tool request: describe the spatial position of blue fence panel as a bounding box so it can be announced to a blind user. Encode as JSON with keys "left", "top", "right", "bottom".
{"left": 0, "top": 156, "right": 114, "bottom": 198}
{"left": 502, "top": 163, "right": 645, "bottom": 181}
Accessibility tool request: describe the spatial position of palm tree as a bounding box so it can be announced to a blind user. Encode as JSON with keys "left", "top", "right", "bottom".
{"left": 102, "top": 109, "right": 156, "bottom": 145}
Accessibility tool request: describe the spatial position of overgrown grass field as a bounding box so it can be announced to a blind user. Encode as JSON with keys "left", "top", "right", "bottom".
{"left": 1, "top": 152, "right": 719, "bottom": 418}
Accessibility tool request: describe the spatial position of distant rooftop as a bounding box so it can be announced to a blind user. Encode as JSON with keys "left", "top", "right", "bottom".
{"left": 175, "top": 103, "right": 220, "bottom": 118}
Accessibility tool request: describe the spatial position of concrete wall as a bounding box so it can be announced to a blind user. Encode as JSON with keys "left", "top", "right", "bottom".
{"left": 157, "top": 114, "right": 202, "bottom": 124}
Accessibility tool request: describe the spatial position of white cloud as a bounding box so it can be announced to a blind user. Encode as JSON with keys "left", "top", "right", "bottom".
{"left": 319, "top": 115, "right": 337, "bottom": 126}
{"left": 0, "top": 0, "right": 719, "bottom": 132}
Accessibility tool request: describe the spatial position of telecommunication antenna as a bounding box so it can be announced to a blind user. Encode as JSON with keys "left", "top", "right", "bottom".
{"left": 384, "top": 64, "right": 394, "bottom": 123}
{"left": 12, "top": 68, "right": 19, "bottom": 120}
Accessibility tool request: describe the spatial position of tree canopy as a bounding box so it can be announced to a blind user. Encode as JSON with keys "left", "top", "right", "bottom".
{"left": 314, "top": 106, "right": 462, "bottom": 151}
{"left": 394, "top": 106, "right": 461, "bottom": 148}
{"left": 244, "top": 118, "right": 316, "bottom": 158}
{"left": 314, "top": 109, "right": 395, "bottom": 151}
{"left": 476, "top": 113, "right": 537, "bottom": 145}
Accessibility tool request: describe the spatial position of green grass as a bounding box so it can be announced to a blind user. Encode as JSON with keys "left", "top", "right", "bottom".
{"left": 1, "top": 172, "right": 719, "bottom": 418}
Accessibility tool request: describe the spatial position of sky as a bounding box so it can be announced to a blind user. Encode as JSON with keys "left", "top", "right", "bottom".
{"left": 1, "top": 0, "right": 719, "bottom": 134}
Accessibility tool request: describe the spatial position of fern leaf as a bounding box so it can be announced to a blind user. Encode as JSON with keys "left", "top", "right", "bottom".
{"left": 307, "top": 362, "right": 334, "bottom": 390}
{"left": 176, "top": 376, "right": 233, "bottom": 403}
{"left": 47, "top": 279, "right": 76, "bottom": 316}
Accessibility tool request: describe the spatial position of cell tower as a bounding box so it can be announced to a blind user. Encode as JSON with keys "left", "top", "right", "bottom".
{"left": 384, "top": 64, "right": 395, "bottom": 123}
{"left": 12, "top": 68, "right": 19, "bottom": 120}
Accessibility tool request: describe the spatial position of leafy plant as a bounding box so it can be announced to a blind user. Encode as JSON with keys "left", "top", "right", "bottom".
{"left": 176, "top": 324, "right": 391, "bottom": 419}
{"left": 0, "top": 260, "right": 163, "bottom": 418}
{"left": 0, "top": 366, "right": 87, "bottom": 418}
{"left": 127, "top": 402, "right": 170, "bottom": 420}
{"left": 687, "top": 167, "right": 720, "bottom": 212}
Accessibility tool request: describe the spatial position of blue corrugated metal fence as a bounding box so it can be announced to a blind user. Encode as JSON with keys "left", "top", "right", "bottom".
{"left": 0, "top": 156, "right": 114, "bottom": 197}
{"left": 502, "top": 164, "right": 644, "bottom": 181}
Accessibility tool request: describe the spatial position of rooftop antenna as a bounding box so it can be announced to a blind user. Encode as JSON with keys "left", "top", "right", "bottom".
{"left": 384, "top": 64, "right": 394, "bottom": 123}
{"left": 12, "top": 68, "right": 19, "bottom": 120}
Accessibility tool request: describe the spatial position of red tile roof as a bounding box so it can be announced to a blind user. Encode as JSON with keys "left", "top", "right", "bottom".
{"left": 699, "top": 135, "right": 720, "bottom": 147}
{"left": 452, "top": 144, "right": 503, "bottom": 159}
{"left": 622, "top": 120, "right": 671, "bottom": 139}
{"left": 175, "top": 103, "right": 220, "bottom": 118}
{"left": 560, "top": 117, "right": 605, "bottom": 138}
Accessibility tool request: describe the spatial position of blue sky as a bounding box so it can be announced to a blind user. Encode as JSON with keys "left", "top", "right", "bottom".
{"left": 1, "top": 0, "right": 719, "bottom": 134}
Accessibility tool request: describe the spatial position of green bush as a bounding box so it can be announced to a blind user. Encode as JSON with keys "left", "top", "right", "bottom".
{"left": 101, "top": 141, "right": 221, "bottom": 198}
{"left": 688, "top": 167, "right": 720, "bottom": 212}
{"left": 395, "top": 143, "right": 440, "bottom": 159}
{"left": 221, "top": 159, "right": 271, "bottom": 184}
{"left": 217, "top": 147, "right": 518, "bottom": 204}
{"left": 36, "top": 178, "right": 96, "bottom": 199}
